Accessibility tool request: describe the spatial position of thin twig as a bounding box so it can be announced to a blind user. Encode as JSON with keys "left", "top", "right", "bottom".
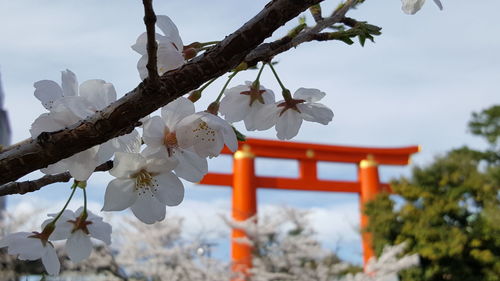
{"left": 142, "top": 0, "right": 160, "bottom": 86}
{"left": 309, "top": 4, "right": 323, "bottom": 22}
{"left": 244, "top": 0, "right": 358, "bottom": 66}
{"left": 0, "top": 161, "right": 113, "bottom": 197}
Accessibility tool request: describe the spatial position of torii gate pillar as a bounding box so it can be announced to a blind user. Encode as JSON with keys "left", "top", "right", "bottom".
{"left": 359, "top": 156, "right": 380, "bottom": 268}
{"left": 231, "top": 145, "right": 257, "bottom": 277}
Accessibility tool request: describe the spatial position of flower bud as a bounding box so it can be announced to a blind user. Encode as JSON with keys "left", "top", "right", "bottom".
{"left": 188, "top": 90, "right": 202, "bottom": 102}
{"left": 183, "top": 48, "right": 197, "bottom": 60}
{"left": 206, "top": 102, "right": 220, "bottom": 115}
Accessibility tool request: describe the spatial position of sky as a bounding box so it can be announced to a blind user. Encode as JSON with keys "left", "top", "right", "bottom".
{"left": 0, "top": 0, "right": 499, "bottom": 265}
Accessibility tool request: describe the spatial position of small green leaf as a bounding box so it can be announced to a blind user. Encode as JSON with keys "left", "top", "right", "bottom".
{"left": 232, "top": 126, "right": 246, "bottom": 142}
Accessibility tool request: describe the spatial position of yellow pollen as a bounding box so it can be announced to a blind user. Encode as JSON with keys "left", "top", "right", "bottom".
{"left": 132, "top": 169, "right": 159, "bottom": 196}
{"left": 191, "top": 121, "right": 217, "bottom": 142}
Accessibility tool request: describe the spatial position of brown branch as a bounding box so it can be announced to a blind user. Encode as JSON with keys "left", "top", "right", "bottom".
{"left": 244, "top": 0, "right": 357, "bottom": 66}
{"left": 0, "top": 161, "right": 113, "bottom": 196}
{"left": 142, "top": 0, "right": 160, "bottom": 86}
{"left": 0, "top": 0, "right": 326, "bottom": 185}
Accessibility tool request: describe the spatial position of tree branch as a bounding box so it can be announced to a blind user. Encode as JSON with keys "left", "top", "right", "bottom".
{"left": 0, "top": 161, "right": 113, "bottom": 197}
{"left": 244, "top": 0, "right": 358, "bottom": 66}
{"left": 0, "top": 0, "right": 327, "bottom": 185}
{"left": 142, "top": 0, "right": 160, "bottom": 86}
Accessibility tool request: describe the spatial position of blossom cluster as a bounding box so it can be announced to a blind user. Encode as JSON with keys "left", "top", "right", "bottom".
{"left": 0, "top": 15, "right": 335, "bottom": 276}
{"left": 0, "top": 207, "right": 111, "bottom": 275}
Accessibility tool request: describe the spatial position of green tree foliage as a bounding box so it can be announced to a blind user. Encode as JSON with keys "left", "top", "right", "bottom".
{"left": 469, "top": 105, "right": 500, "bottom": 164}
{"left": 365, "top": 105, "right": 500, "bottom": 281}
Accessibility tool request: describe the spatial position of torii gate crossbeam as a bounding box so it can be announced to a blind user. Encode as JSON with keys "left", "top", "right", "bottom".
{"left": 198, "top": 138, "right": 419, "bottom": 276}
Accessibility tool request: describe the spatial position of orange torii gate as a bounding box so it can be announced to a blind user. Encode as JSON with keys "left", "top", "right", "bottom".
{"left": 199, "top": 138, "right": 419, "bottom": 274}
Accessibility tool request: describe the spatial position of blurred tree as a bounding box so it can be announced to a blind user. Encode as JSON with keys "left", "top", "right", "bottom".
{"left": 469, "top": 105, "right": 500, "bottom": 164}
{"left": 365, "top": 105, "right": 500, "bottom": 281}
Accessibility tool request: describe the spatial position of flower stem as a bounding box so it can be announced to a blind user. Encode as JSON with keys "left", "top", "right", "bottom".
{"left": 267, "top": 62, "right": 292, "bottom": 101}
{"left": 199, "top": 77, "right": 218, "bottom": 92}
{"left": 267, "top": 62, "right": 288, "bottom": 92}
{"left": 215, "top": 71, "right": 240, "bottom": 103}
{"left": 254, "top": 63, "right": 266, "bottom": 83}
{"left": 50, "top": 182, "right": 78, "bottom": 224}
{"left": 82, "top": 186, "right": 88, "bottom": 218}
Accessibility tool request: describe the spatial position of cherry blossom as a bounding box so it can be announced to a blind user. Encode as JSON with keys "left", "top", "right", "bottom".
{"left": 102, "top": 152, "right": 184, "bottom": 224}
{"left": 42, "top": 207, "right": 112, "bottom": 263}
{"left": 254, "top": 88, "right": 334, "bottom": 140}
{"left": 175, "top": 110, "right": 238, "bottom": 158}
{"left": 402, "top": 0, "right": 443, "bottom": 14}
{"left": 219, "top": 81, "right": 275, "bottom": 131}
{"left": 0, "top": 231, "right": 60, "bottom": 275}
{"left": 142, "top": 97, "right": 208, "bottom": 182}
{"left": 30, "top": 69, "right": 141, "bottom": 181}
{"left": 132, "top": 15, "right": 185, "bottom": 80}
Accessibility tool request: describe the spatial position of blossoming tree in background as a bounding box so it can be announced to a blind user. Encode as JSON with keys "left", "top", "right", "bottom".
{"left": 0, "top": 0, "right": 442, "bottom": 277}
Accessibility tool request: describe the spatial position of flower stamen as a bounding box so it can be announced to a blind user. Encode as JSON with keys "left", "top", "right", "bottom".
{"left": 132, "top": 169, "right": 159, "bottom": 196}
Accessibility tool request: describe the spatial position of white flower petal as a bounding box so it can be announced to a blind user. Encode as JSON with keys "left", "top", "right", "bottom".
{"left": 401, "top": 0, "right": 426, "bottom": 14}
{"left": 161, "top": 97, "right": 195, "bottom": 130}
{"left": 153, "top": 172, "right": 184, "bottom": 206}
{"left": 293, "top": 88, "right": 325, "bottom": 103}
{"left": 131, "top": 32, "right": 148, "bottom": 54}
{"left": 96, "top": 140, "right": 116, "bottom": 165}
{"left": 79, "top": 80, "right": 116, "bottom": 110}
{"left": 49, "top": 221, "right": 73, "bottom": 241}
{"left": 87, "top": 220, "right": 112, "bottom": 245}
{"left": 110, "top": 152, "right": 146, "bottom": 178}
{"left": 143, "top": 116, "right": 167, "bottom": 148}
{"left": 1, "top": 233, "right": 43, "bottom": 260}
{"left": 175, "top": 114, "right": 202, "bottom": 149}
{"left": 145, "top": 153, "right": 178, "bottom": 173}
{"left": 141, "top": 145, "right": 162, "bottom": 157}
{"left": 173, "top": 148, "right": 208, "bottom": 182}
{"left": 221, "top": 123, "right": 238, "bottom": 152}
{"left": 102, "top": 178, "right": 137, "bottom": 211}
{"left": 276, "top": 110, "right": 303, "bottom": 140}
{"left": 116, "top": 130, "right": 142, "bottom": 153}
{"left": 297, "top": 103, "right": 334, "bottom": 125}
{"left": 262, "top": 88, "right": 276, "bottom": 104}
{"left": 137, "top": 55, "right": 149, "bottom": 80}
{"left": 30, "top": 113, "right": 65, "bottom": 138}
{"left": 130, "top": 191, "right": 166, "bottom": 224}
{"left": 156, "top": 15, "right": 184, "bottom": 51}
{"left": 41, "top": 161, "right": 68, "bottom": 176}
{"left": 243, "top": 103, "right": 265, "bottom": 131}
{"left": 252, "top": 103, "right": 280, "bottom": 131}
{"left": 66, "top": 231, "right": 92, "bottom": 263}
{"left": 66, "top": 146, "right": 100, "bottom": 181}
{"left": 157, "top": 44, "right": 184, "bottom": 75}
{"left": 41, "top": 245, "right": 60, "bottom": 275}
{"left": 54, "top": 96, "right": 93, "bottom": 120}
{"left": 97, "top": 130, "right": 142, "bottom": 164}
{"left": 219, "top": 85, "right": 252, "bottom": 123}
{"left": 61, "top": 69, "right": 78, "bottom": 97}
{"left": 34, "top": 80, "right": 63, "bottom": 110}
